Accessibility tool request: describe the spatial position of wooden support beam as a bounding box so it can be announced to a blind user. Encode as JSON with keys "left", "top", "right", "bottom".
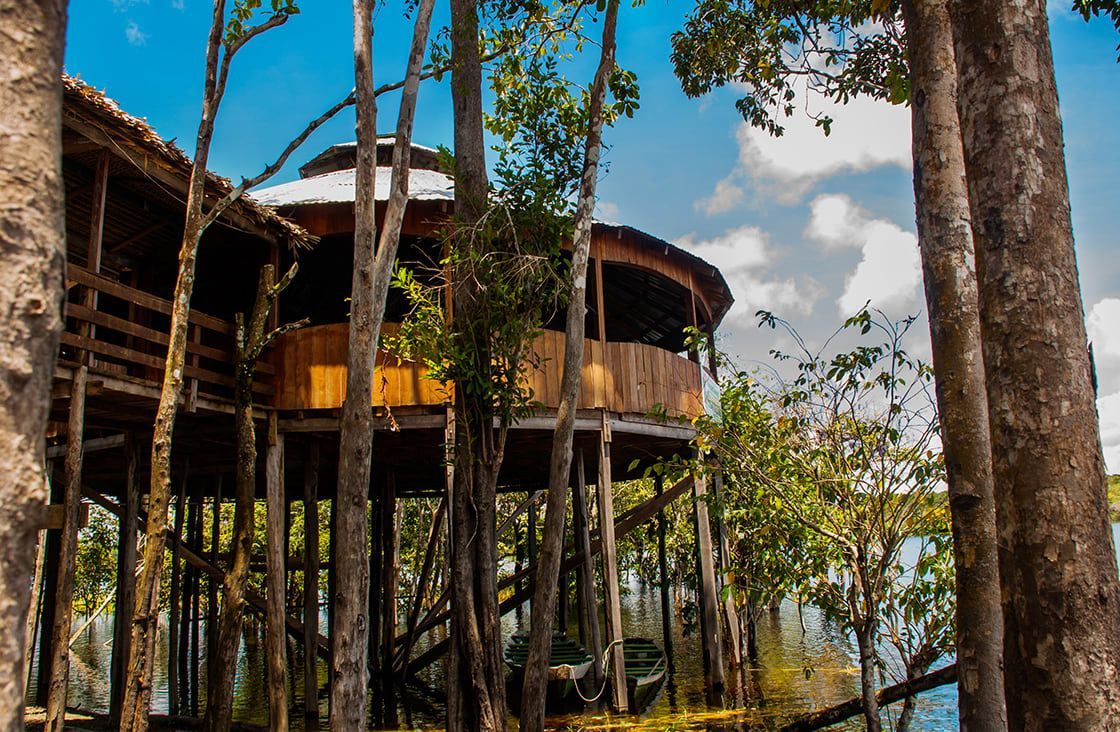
{"left": 303, "top": 441, "right": 320, "bottom": 720}
{"left": 80, "top": 485, "right": 332, "bottom": 657}
{"left": 597, "top": 413, "right": 628, "bottom": 713}
{"left": 405, "top": 474, "right": 696, "bottom": 676}
{"left": 36, "top": 465, "right": 62, "bottom": 706}
{"left": 380, "top": 473, "right": 400, "bottom": 679}
{"left": 655, "top": 474, "right": 674, "bottom": 670}
{"left": 107, "top": 221, "right": 167, "bottom": 254}
{"left": 692, "top": 469, "right": 725, "bottom": 694}
{"left": 167, "top": 468, "right": 188, "bottom": 717}
{"left": 395, "top": 497, "right": 446, "bottom": 672}
{"left": 45, "top": 433, "right": 126, "bottom": 459}
{"left": 44, "top": 364, "right": 88, "bottom": 732}
{"left": 573, "top": 450, "right": 603, "bottom": 688}
{"left": 264, "top": 413, "right": 290, "bottom": 731}
{"left": 110, "top": 439, "right": 140, "bottom": 724}
{"left": 207, "top": 478, "right": 222, "bottom": 688}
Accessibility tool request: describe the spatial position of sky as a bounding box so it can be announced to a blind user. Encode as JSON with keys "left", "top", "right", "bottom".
{"left": 66, "top": 0, "right": 1119, "bottom": 470}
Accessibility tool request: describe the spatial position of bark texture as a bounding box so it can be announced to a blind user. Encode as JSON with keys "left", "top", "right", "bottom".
{"left": 519, "top": 1, "right": 620, "bottom": 728}
{"left": 264, "top": 414, "right": 288, "bottom": 731}
{"left": 949, "top": 1, "right": 1120, "bottom": 727}
{"left": 900, "top": 1, "right": 1006, "bottom": 728}
{"left": 0, "top": 2, "right": 67, "bottom": 727}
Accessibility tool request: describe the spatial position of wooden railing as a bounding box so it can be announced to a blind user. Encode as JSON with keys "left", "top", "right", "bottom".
{"left": 60, "top": 266, "right": 274, "bottom": 407}
{"left": 270, "top": 322, "right": 703, "bottom": 418}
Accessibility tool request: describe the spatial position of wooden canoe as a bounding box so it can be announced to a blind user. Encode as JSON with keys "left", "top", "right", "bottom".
{"left": 503, "top": 632, "right": 594, "bottom": 681}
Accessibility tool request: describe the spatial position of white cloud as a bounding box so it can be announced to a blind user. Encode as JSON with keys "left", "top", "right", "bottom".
{"left": 111, "top": 0, "right": 148, "bottom": 10}
{"left": 737, "top": 92, "right": 910, "bottom": 201}
{"left": 171, "top": 0, "right": 185, "bottom": 8}
{"left": 694, "top": 177, "right": 745, "bottom": 216}
{"left": 1088, "top": 298, "right": 1120, "bottom": 360}
{"left": 676, "top": 225, "right": 822, "bottom": 319}
{"left": 595, "top": 200, "right": 620, "bottom": 223}
{"left": 1099, "top": 392, "right": 1120, "bottom": 474}
{"left": 125, "top": 20, "right": 149, "bottom": 45}
{"left": 804, "top": 194, "right": 922, "bottom": 316}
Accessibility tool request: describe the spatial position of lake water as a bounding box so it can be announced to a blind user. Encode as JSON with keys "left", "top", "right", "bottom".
{"left": 34, "top": 577, "right": 957, "bottom": 730}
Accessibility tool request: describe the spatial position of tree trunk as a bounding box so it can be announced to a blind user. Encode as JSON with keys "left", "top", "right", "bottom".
{"left": 900, "top": 1, "right": 1006, "bottom": 728}
{"left": 520, "top": 1, "right": 620, "bottom": 727}
{"left": 0, "top": 4, "right": 66, "bottom": 725}
{"left": 948, "top": 1, "right": 1120, "bottom": 726}
{"left": 854, "top": 619, "right": 881, "bottom": 732}
{"left": 122, "top": 6, "right": 228, "bottom": 728}
{"left": 333, "top": 0, "right": 434, "bottom": 724}
{"left": 445, "top": 0, "right": 506, "bottom": 726}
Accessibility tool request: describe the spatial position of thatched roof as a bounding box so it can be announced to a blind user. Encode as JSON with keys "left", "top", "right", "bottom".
{"left": 61, "top": 74, "right": 314, "bottom": 250}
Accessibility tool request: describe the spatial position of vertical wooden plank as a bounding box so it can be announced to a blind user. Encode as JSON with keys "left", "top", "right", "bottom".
{"left": 303, "top": 441, "right": 321, "bottom": 720}
{"left": 110, "top": 441, "right": 138, "bottom": 724}
{"left": 573, "top": 450, "right": 603, "bottom": 687}
{"left": 655, "top": 474, "right": 674, "bottom": 670}
{"left": 265, "top": 414, "right": 290, "bottom": 730}
{"left": 596, "top": 412, "right": 628, "bottom": 712}
{"left": 692, "top": 469, "right": 725, "bottom": 694}
{"left": 167, "top": 466, "right": 187, "bottom": 718}
{"left": 206, "top": 477, "right": 222, "bottom": 690}
{"left": 380, "top": 473, "right": 401, "bottom": 727}
{"left": 35, "top": 462, "right": 62, "bottom": 707}
{"left": 594, "top": 249, "right": 607, "bottom": 344}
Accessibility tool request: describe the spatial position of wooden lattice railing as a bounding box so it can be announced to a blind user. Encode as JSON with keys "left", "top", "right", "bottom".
{"left": 60, "top": 265, "right": 275, "bottom": 407}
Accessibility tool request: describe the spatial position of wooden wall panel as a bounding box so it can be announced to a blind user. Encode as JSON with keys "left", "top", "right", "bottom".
{"left": 272, "top": 322, "right": 704, "bottom": 417}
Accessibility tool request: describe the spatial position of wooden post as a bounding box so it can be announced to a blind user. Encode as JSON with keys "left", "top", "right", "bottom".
{"left": 207, "top": 477, "right": 222, "bottom": 688}
{"left": 596, "top": 413, "right": 628, "bottom": 713}
{"left": 304, "top": 441, "right": 320, "bottom": 720}
{"left": 594, "top": 246, "right": 607, "bottom": 342}
{"left": 527, "top": 497, "right": 538, "bottom": 572}
{"left": 167, "top": 469, "right": 187, "bottom": 717}
{"left": 177, "top": 496, "right": 198, "bottom": 711}
{"left": 368, "top": 487, "right": 383, "bottom": 679}
{"left": 36, "top": 463, "right": 62, "bottom": 706}
{"left": 692, "top": 469, "right": 725, "bottom": 694}
{"left": 572, "top": 449, "right": 603, "bottom": 688}
{"left": 265, "top": 413, "right": 290, "bottom": 731}
{"left": 189, "top": 498, "right": 202, "bottom": 717}
{"left": 110, "top": 441, "right": 140, "bottom": 722}
{"left": 381, "top": 472, "right": 401, "bottom": 727}
{"left": 655, "top": 474, "right": 674, "bottom": 670}
{"left": 44, "top": 335, "right": 95, "bottom": 725}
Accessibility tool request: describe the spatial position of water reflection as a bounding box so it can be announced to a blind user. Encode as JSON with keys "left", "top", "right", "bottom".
{"left": 39, "top": 572, "right": 956, "bottom": 730}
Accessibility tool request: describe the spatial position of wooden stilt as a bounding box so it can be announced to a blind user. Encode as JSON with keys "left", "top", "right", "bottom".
{"left": 189, "top": 496, "right": 202, "bottom": 717}
{"left": 396, "top": 497, "right": 446, "bottom": 673}
{"left": 304, "top": 441, "right": 320, "bottom": 719}
{"left": 596, "top": 413, "right": 628, "bottom": 713}
{"left": 381, "top": 472, "right": 401, "bottom": 727}
{"left": 369, "top": 484, "right": 383, "bottom": 679}
{"left": 573, "top": 449, "right": 603, "bottom": 688}
{"left": 36, "top": 464, "right": 62, "bottom": 706}
{"left": 265, "top": 413, "right": 290, "bottom": 731}
{"left": 110, "top": 441, "right": 139, "bottom": 723}
{"left": 177, "top": 494, "right": 198, "bottom": 711}
{"left": 326, "top": 494, "right": 337, "bottom": 716}
{"left": 45, "top": 364, "right": 89, "bottom": 732}
{"left": 167, "top": 469, "right": 187, "bottom": 717}
{"left": 655, "top": 474, "right": 674, "bottom": 670}
{"left": 25, "top": 525, "right": 47, "bottom": 689}
{"left": 692, "top": 469, "right": 725, "bottom": 694}
{"left": 207, "top": 477, "right": 223, "bottom": 689}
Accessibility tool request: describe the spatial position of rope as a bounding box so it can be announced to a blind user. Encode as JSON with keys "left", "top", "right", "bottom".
{"left": 569, "top": 639, "right": 625, "bottom": 704}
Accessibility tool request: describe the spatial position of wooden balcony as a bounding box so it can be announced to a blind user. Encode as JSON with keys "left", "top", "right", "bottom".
{"left": 270, "top": 323, "right": 704, "bottom": 418}
{"left": 59, "top": 265, "right": 273, "bottom": 411}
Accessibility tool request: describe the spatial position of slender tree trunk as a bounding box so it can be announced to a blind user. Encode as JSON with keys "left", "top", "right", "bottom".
{"left": 0, "top": 2, "right": 67, "bottom": 726}
{"left": 948, "top": 2, "right": 1120, "bottom": 726}
{"left": 123, "top": 6, "right": 227, "bottom": 728}
{"left": 520, "top": 2, "right": 620, "bottom": 728}
{"left": 899, "top": 2, "right": 1006, "bottom": 728}
{"left": 854, "top": 618, "right": 881, "bottom": 732}
{"left": 333, "top": 0, "right": 433, "bottom": 724}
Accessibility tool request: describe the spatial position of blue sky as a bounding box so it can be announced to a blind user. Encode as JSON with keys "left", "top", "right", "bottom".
{"left": 66, "top": 0, "right": 1119, "bottom": 468}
